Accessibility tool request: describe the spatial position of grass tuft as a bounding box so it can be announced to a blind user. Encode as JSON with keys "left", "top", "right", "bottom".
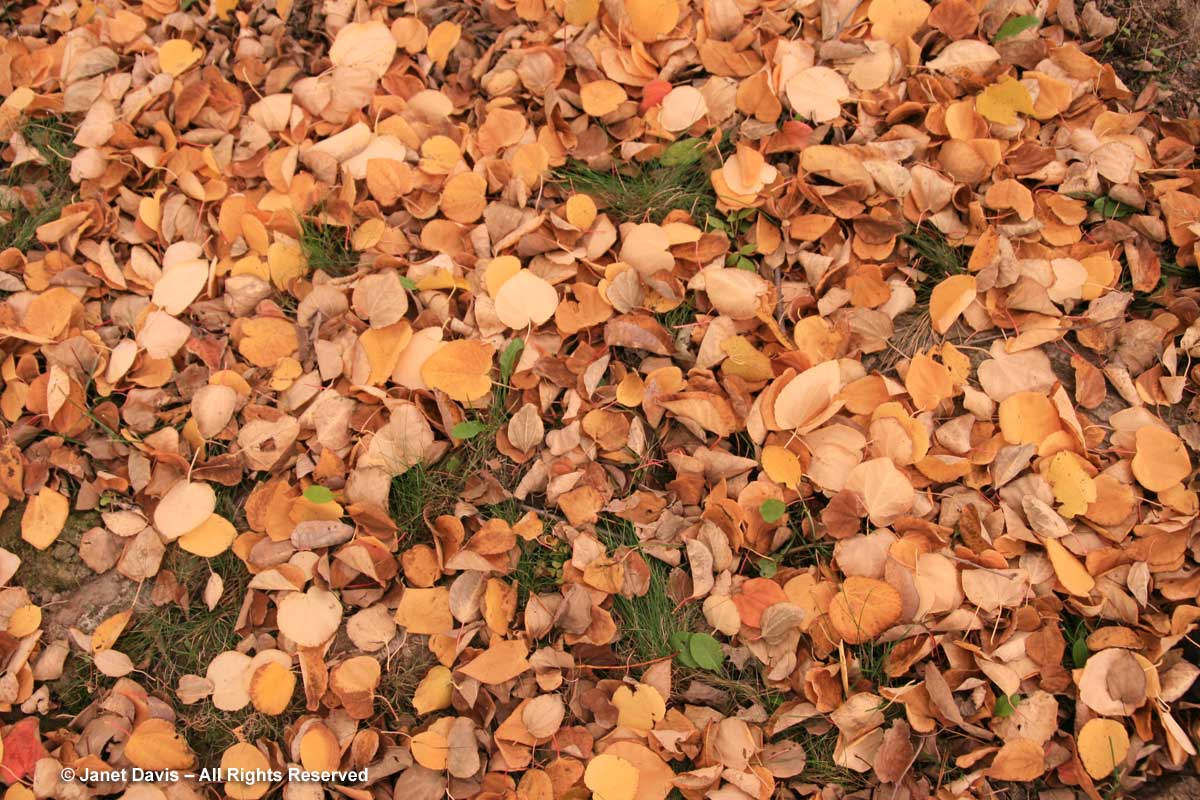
{"left": 512, "top": 535, "right": 570, "bottom": 606}
{"left": 554, "top": 142, "right": 719, "bottom": 226}
{"left": 0, "top": 116, "right": 78, "bottom": 253}
{"left": 51, "top": 550, "right": 296, "bottom": 760}
{"left": 766, "top": 500, "right": 834, "bottom": 571}
{"left": 787, "top": 726, "right": 872, "bottom": 789}
{"left": 377, "top": 643, "right": 437, "bottom": 725}
{"left": 299, "top": 216, "right": 358, "bottom": 276}
{"left": 900, "top": 226, "right": 966, "bottom": 303}
{"left": 18, "top": 117, "right": 77, "bottom": 185}
{"left": 851, "top": 639, "right": 897, "bottom": 690}
{"left": 389, "top": 414, "right": 513, "bottom": 544}
{"left": 601, "top": 517, "right": 702, "bottom": 663}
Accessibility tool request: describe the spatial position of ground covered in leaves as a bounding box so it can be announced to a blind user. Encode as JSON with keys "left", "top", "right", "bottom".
{"left": 0, "top": 0, "right": 1198, "bottom": 798}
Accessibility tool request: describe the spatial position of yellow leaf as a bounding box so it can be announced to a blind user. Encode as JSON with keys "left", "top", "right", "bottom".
{"left": 762, "top": 445, "right": 802, "bottom": 490}
{"left": 249, "top": 661, "right": 295, "bottom": 715}
{"left": 300, "top": 723, "right": 340, "bottom": 772}
{"left": 267, "top": 241, "right": 305, "bottom": 290}
{"left": 495, "top": 271, "right": 559, "bottom": 329}
{"left": 238, "top": 317, "right": 298, "bottom": 368}
{"left": 360, "top": 321, "right": 414, "bottom": 386}
{"left": 928, "top": 274, "right": 976, "bottom": 334}
{"left": 221, "top": 743, "right": 272, "bottom": 800}
{"left": 426, "top": 21, "right": 461, "bottom": 69}
{"left": 215, "top": 0, "right": 239, "bottom": 20}
{"left": 904, "top": 352, "right": 953, "bottom": 412}
{"left": 395, "top": 587, "right": 454, "bottom": 635}
{"left": 1044, "top": 451, "right": 1096, "bottom": 518}
{"left": 353, "top": 218, "right": 386, "bottom": 250}
{"left": 1131, "top": 425, "right": 1192, "bottom": 492}
{"left": 868, "top": 0, "right": 931, "bottom": 45}
{"left": 581, "top": 81, "right": 628, "bottom": 117}
{"left": 720, "top": 335, "right": 773, "bottom": 381}
{"left": 1045, "top": 538, "right": 1095, "bottom": 597}
{"left": 976, "top": 76, "right": 1035, "bottom": 125}
{"left": 829, "top": 576, "right": 902, "bottom": 644}
{"left": 440, "top": 172, "right": 487, "bottom": 223}
{"left": 485, "top": 256, "right": 522, "bottom": 297}
{"left": 986, "top": 738, "right": 1045, "bottom": 781}
{"left": 421, "top": 339, "right": 494, "bottom": 402}
{"left": 1077, "top": 718, "right": 1130, "bottom": 779}
{"left": 178, "top": 514, "right": 237, "bottom": 558}
{"left": 92, "top": 609, "right": 132, "bottom": 652}
{"left": 21, "top": 487, "right": 68, "bottom": 550}
{"left": 565, "top": 194, "right": 598, "bottom": 229}
{"left": 7, "top": 604, "right": 41, "bottom": 638}
{"left": 413, "top": 665, "right": 454, "bottom": 715}
{"left": 410, "top": 719, "right": 451, "bottom": 767}
{"left": 585, "top": 753, "right": 639, "bottom": 800}
{"left": 158, "top": 39, "right": 203, "bottom": 77}
{"left": 612, "top": 683, "right": 666, "bottom": 732}
{"left": 625, "top": 0, "right": 679, "bottom": 42}
{"left": 458, "top": 639, "right": 530, "bottom": 685}
{"left": 564, "top": 0, "right": 599, "bottom": 24}
{"left": 125, "top": 718, "right": 196, "bottom": 771}
{"left": 998, "top": 391, "right": 1061, "bottom": 444}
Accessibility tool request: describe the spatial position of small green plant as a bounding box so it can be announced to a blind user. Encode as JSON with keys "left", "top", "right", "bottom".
{"left": 390, "top": 461, "right": 462, "bottom": 541}
{"left": 727, "top": 241, "right": 758, "bottom": 271}
{"left": 389, "top": 344, "right": 523, "bottom": 540}
{"left": 759, "top": 498, "right": 787, "bottom": 524}
{"left": 1124, "top": 246, "right": 1200, "bottom": 315}
{"left": 492, "top": 337, "right": 525, "bottom": 413}
{"left": 298, "top": 215, "right": 358, "bottom": 276}
{"left": 214, "top": 480, "right": 254, "bottom": 530}
{"left": 302, "top": 484, "right": 335, "bottom": 503}
{"left": 15, "top": 116, "right": 77, "bottom": 187}
{"left": 995, "top": 14, "right": 1039, "bottom": 41}
{"left": 1063, "top": 614, "right": 1091, "bottom": 669}
{"left": 376, "top": 645, "right": 437, "bottom": 723}
{"left": 995, "top": 692, "right": 1021, "bottom": 717}
{"left": 512, "top": 536, "right": 570, "bottom": 605}
{"left": 451, "top": 419, "right": 487, "bottom": 439}
{"left": 655, "top": 294, "right": 697, "bottom": 333}
{"left": 759, "top": 500, "right": 834, "bottom": 573}
{"left": 1092, "top": 195, "right": 1139, "bottom": 220}
{"left": 670, "top": 631, "right": 725, "bottom": 671}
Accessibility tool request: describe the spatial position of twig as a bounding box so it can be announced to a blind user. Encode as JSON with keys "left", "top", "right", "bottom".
{"left": 573, "top": 654, "right": 675, "bottom": 671}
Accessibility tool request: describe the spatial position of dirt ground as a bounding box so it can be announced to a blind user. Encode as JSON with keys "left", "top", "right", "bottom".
{"left": 1097, "top": 0, "right": 1200, "bottom": 117}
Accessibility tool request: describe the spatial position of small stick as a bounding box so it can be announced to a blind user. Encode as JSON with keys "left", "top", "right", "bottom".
{"left": 573, "top": 654, "right": 675, "bottom": 671}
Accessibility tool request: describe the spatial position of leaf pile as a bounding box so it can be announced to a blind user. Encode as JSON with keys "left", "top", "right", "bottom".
{"left": 0, "top": 0, "right": 1198, "bottom": 797}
